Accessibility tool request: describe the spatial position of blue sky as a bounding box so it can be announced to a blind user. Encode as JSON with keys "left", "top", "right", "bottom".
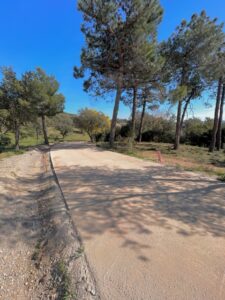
{"left": 0, "top": 0, "right": 225, "bottom": 119}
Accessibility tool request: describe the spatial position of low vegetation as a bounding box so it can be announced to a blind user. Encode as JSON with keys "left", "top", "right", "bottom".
{"left": 99, "top": 141, "right": 225, "bottom": 177}
{"left": 55, "top": 260, "right": 76, "bottom": 300}
{"left": 0, "top": 116, "right": 89, "bottom": 160}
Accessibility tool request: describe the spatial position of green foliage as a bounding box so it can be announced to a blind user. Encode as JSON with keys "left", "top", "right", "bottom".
{"left": 76, "top": 0, "right": 163, "bottom": 87}
{"left": 0, "top": 109, "right": 9, "bottom": 133}
{"left": 0, "top": 67, "right": 65, "bottom": 148}
{"left": 161, "top": 11, "right": 225, "bottom": 149}
{"left": 162, "top": 11, "right": 225, "bottom": 94}
{"left": 52, "top": 113, "right": 74, "bottom": 139}
{"left": 169, "top": 86, "right": 188, "bottom": 103}
{"left": 0, "top": 134, "right": 11, "bottom": 150}
{"left": 74, "top": 246, "right": 85, "bottom": 259}
{"left": 75, "top": 108, "right": 110, "bottom": 142}
{"left": 115, "top": 114, "right": 223, "bottom": 148}
{"left": 56, "top": 260, "right": 76, "bottom": 300}
{"left": 138, "top": 114, "right": 176, "bottom": 143}
{"left": 25, "top": 67, "right": 65, "bottom": 117}
{"left": 75, "top": 0, "right": 163, "bottom": 145}
{"left": 219, "top": 174, "right": 225, "bottom": 182}
{"left": 22, "top": 67, "right": 65, "bottom": 144}
{"left": 0, "top": 67, "right": 35, "bottom": 149}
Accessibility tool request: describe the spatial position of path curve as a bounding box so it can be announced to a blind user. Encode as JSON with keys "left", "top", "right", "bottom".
{"left": 51, "top": 142, "right": 225, "bottom": 300}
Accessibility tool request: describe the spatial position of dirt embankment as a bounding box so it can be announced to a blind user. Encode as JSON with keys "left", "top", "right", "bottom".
{"left": 0, "top": 148, "right": 99, "bottom": 300}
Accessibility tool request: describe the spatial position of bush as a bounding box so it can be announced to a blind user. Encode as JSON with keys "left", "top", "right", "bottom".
{"left": 141, "top": 129, "right": 174, "bottom": 143}
{"left": 120, "top": 124, "right": 131, "bottom": 138}
{"left": 95, "top": 132, "right": 108, "bottom": 142}
{"left": 0, "top": 134, "right": 11, "bottom": 150}
{"left": 218, "top": 174, "right": 225, "bottom": 182}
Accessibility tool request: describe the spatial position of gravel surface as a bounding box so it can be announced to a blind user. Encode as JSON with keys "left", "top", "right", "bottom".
{"left": 0, "top": 151, "right": 43, "bottom": 300}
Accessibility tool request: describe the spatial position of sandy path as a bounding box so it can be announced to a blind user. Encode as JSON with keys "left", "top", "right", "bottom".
{"left": 51, "top": 142, "right": 225, "bottom": 300}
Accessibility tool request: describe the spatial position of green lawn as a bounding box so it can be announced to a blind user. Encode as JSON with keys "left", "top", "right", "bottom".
{"left": 0, "top": 128, "right": 89, "bottom": 161}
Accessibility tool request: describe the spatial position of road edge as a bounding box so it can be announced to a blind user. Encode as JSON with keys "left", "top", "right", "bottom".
{"left": 37, "top": 146, "right": 100, "bottom": 299}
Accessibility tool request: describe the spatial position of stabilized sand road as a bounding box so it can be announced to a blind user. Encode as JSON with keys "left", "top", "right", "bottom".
{"left": 51, "top": 142, "right": 225, "bottom": 300}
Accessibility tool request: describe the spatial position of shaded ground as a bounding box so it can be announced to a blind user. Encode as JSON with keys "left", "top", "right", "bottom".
{"left": 51, "top": 142, "right": 225, "bottom": 300}
{"left": 0, "top": 150, "right": 42, "bottom": 299}
{"left": 0, "top": 147, "right": 100, "bottom": 300}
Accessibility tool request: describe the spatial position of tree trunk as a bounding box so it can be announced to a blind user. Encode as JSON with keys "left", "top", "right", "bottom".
{"left": 138, "top": 99, "right": 146, "bottom": 143}
{"left": 109, "top": 81, "right": 122, "bottom": 147}
{"left": 15, "top": 124, "right": 20, "bottom": 151}
{"left": 174, "top": 100, "right": 182, "bottom": 150}
{"left": 209, "top": 77, "right": 222, "bottom": 152}
{"left": 131, "top": 86, "right": 137, "bottom": 143}
{"left": 87, "top": 132, "right": 94, "bottom": 143}
{"left": 216, "top": 83, "right": 225, "bottom": 150}
{"left": 41, "top": 114, "right": 49, "bottom": 145}
{"left": 36, "top": 127, "right": 39, "bottom": 142}
{"left": 180, "top": 93, "right": 193, "bottom": 129}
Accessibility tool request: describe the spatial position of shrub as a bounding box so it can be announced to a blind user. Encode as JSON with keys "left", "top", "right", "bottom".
{"left": 0, "top": 134, "right": 11, "bottom": 150}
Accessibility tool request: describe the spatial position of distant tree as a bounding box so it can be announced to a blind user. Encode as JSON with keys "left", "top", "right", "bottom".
{"left": 75, "top": 0, "right": 163, "bottom": 147}
{"left": 75, "top": 108, "right": 110, "bottom": 142}
{"left": 53, "top": 113, "right": 73, "bottom": 139}
{"left": 138, "top": 114, "right": 176, "bottom": 143}
{"left": 162, "top": 11, "right": 225, "bottom": 150}
{"left": 0, "top": 67, "right": 33, "bottom": 150}
{"left": 137, "top": 82, "right": 165, "bottom": 142}
{"left": 25, "top": 68, "right": 65, "bottom": 145}
{"left": 33, "top": 119, "right": 42, "bottom": 142}
{"left": 0, "top": 109, "right": 9, "bottom": 134}
{"left": 183, "top": 118, "right": 215, "bottom": 147}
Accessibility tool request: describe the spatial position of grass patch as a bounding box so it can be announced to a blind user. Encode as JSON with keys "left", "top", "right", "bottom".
{"left": 0, "top": 148, "right": 25, "bottom": 160}
{"left": 31, "top": 239, "right": 42, "bottom": 262}
{"left": 74, "top": 245, "right": 85, "bottom": 259}
{"left": 99, "top": 141, "right": 225, "bottom": 177}
{"left": 218, "top": 174, "right": 225, "bottom": 182}
{"left": 55, "top": 260, "right": 76, "bottom": 300}
{"left": 0, "top": 128, "right": 90, "bottom": 161}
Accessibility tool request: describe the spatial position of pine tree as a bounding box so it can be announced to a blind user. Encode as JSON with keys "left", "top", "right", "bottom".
{"left": 25, "top": 68, "right": 65, "bottom": 145}
{"left": 75, "top": 0, "right": 163, "bottom": 146}
{"left": 137, "top": 83, "right": 165, "bottom": 142}
{"left": 0, "top": 67, "right": 33, "bottom": 150}
{"left": 162, "top": 11, "right": 224, "bottom": 150}
{"left": 124, "top": 43, "right": 165, "bottom": 146}
{"left": 209, "top": 51, "right": 225, "bottom": 152}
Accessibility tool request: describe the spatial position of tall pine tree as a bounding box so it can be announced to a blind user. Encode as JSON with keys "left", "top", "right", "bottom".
{"left": 74, "top": 0, "right": 163, "bottom": 146}
{"left": 162, "top": 11, "right": 224, "bottom": 150}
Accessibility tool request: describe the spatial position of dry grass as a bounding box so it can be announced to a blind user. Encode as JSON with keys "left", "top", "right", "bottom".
{"left": 99, "top": 142, "right": 225, "bottom": 177}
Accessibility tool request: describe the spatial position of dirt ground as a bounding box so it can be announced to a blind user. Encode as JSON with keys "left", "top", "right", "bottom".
{"left": 0, "top": 148, "right": 99, "bottom": 300}
{"left": 0, "top": 150, "right": 43, "bottom": 300}
{"left": 51, "top": 142, "right": 225, "bottom": 300}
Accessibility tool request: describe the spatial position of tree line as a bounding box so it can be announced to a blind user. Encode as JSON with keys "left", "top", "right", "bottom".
{"left": 74, "top": 0, "right": 225, "bottom": 152}
{"left": 1, "top": 1, "right": 225, "bottom": 152}
{"left": 0, "top": 67, "right": 65, "bottom": 150}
